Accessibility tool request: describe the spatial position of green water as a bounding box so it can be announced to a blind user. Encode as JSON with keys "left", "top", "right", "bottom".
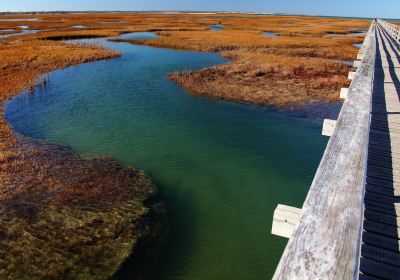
{"left": 5, "top": 37, "right": 329, "bottom": 279}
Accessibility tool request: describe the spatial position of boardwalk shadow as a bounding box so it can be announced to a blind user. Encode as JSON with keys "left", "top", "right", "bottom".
{"left": 360, "top": 25, "right": 400, "bottom": 279}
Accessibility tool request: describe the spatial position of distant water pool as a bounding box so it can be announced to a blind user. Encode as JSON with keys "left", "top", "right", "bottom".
{"left": 210, "top": 24, "right": 224, "bottom": 31}
{"left": 0, "top": 29, "right": 39, "bottom": 38}
{"left": 262, "top": 32, "right": 278, "bottom": 38}
{"left": 5, "top": 38, "right": 328, "bottom": 279}
{"left": 0, "top": 18, "right": 38, "bottom": 22}
{"left": 119, "top": 32, "right": 160, "bottom": 40}
{"left": 72, "top": 25, "right": 86, "bottom": 29}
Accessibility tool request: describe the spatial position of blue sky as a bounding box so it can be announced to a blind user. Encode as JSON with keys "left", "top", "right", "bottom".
{"left": 1, "top": 0, "right": 399, "bottom": 19}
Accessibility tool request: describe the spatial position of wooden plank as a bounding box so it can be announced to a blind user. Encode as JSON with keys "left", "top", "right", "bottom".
{"left": 366, "top": 176, "right": 400, "bottom": 190}
{"left": 366, "top": 171, "right": 397, "bottom": 183}
{"left": 363, "top": 231, "right": 400, "bottom": 253}
{"left": 353, "top": 60, "right": 362, "bottom": 67}
{"left": 359, "top": 274, "right": 382, "bottom": 280}
{"left": 368, "top": 146, "right": 400, "bottom": 157}
{"left": 364, "top": 200, "right": 400, "bottom": 217}
{"left": 364, "top": 209, "right": 400, "bottom": 227}
{"left": 366, "top": 183, "right": 400, "bottom": 196}
{"left": 367, "top": 158, "right": 399, "bottom": 170}
{"left": 364, "top": 192, "right": 400, "bottom": 206}
{"left": 271, "top": 204, "right": 302, "bottom": 239}
{"left": 368, "top": 148, "right": 400, "bottom": 160}
{"left": 359, "top": 258, "right": 400, "bottom": 280}
{"left": 363, "top": 220, "right": 400, "bottom": 239}
{"left": 340, "top": 88, "right": 349, "bottom": 100}
{"left": 348, "top": 71, "right": 356, "bottom": 80}
{"left": 362, "top": 243, "right": 400, "bottom": 267}
{"left": 369, "top": 129, "right": 400, "bottom": 137}
{"left": 368, "top": 164, "right": 400, "bottom": 177}
{"left": 322, "top": 119, "right": 337, "bottom": 137}
{"left": 272, "top": 21, "right": 376, "bottom": 280}
{"left": 368, "top": 154, "right": 400, "bottom": 167}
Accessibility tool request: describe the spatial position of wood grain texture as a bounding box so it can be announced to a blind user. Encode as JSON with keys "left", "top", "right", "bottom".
{"left": 272, "top": 21, "right": 376, "bottom": 280}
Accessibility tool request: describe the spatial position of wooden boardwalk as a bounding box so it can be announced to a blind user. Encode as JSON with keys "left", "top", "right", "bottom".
{"left": 272, "top": 20, "right": 400, "bottom": 280}
{"left": 359, "top": 22, "right": 400, "bottom": 280}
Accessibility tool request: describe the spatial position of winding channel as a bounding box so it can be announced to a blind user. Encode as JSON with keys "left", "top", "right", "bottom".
{"left": 4, "top": 35, "right": 329, "bottom": 279}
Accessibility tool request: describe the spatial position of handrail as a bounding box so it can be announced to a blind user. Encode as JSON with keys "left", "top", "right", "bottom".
{"left": 377, "top": 19, "right": 400, "bottom": 46}
{"left": 272, "top": 21, "right": 376, "bottom": 279}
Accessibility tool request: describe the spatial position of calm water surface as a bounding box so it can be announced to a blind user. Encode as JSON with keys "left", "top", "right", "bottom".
{"left": 210, "top": 24, "right": 224, "bottom": 31}
{"left": 5, "top": 37, "right": 328, "bottom": 279}
{"left": 262, "top": 32, "right": 278, "bottom": 38}
{"left": 0, "top": 29, "right": 39, "bottom": 38}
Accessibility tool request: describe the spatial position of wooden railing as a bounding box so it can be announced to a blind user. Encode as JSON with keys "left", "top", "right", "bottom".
{"left": 272, "top": 21, "right": 377, "bottom": 279}
{"left": 378, "top": 19, "right": 400, "bottom": 45}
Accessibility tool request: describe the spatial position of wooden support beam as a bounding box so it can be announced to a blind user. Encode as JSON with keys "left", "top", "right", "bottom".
{"left": 272, "top": 204, "right": 302, "bottom": 239}
{"left": 348, "top": 71, "right": 356, "bottom": 80}
{"left": 353, "top": 60, "right": 362, "bottom": 68}
{"left": 340, "top": 88, "right": 349, "bottom": 100}
{"left": 322, "top": 119, "right": 337, "bottom": 137}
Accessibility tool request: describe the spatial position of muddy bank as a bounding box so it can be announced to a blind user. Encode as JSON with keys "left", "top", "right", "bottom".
{"left": 0, "top": 134, "right": 166, "bottom": 279}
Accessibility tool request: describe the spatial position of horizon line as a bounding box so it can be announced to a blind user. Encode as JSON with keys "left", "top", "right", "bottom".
{"left": 0, "top": 10, "right": 390, "bottom": 20}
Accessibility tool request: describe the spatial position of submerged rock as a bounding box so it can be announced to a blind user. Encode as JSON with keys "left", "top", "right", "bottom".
{"left": 0, "top": 136, "right": 165, "bottom": 279}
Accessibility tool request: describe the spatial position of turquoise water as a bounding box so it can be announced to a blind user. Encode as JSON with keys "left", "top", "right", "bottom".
{"left": 4, "top": 37, "right": 328, "bottom": 279}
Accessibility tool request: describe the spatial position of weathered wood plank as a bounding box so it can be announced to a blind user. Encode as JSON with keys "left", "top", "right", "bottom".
{"left": 366, "top": 183, "right": 400, "bottom": 196}
{"left": 364, "top": 199, "right": 400, "bottom": 216}
{"left": 364, "top": 192, "right": 400, "bottom": 206}
{"left": 363, "top": 231, "right": 400, "bottom": 252}
{"left": 364, "top": 209, "right": 400, "bottom": 227}
{"left": 271, "top": 204, "right": 302, "bottom": 239}
{"left": 272, "top": 21, "right": 376, "bottom": 280}
{"left": 362, "top": 243, "right": 400, "bottom": 267}
{"left": 322, "top": 119, "right": 337, "bottom": 137}
{"left": 363, "top": 220, "right": 400, "bottom": 239}
{"left": 359, "top": 274, "right": 382, "bottom": 280}
{"left": 366, "top": 177, "right": 400, "bottom": 190}
{"left": 360, "top": 258, "right": 400, "bottom": 280}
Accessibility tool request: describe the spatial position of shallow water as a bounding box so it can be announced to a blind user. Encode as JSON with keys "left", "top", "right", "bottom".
{"left": 210, "top": 24, "right": 223, "bottom": 31}
{"left": 0, "top": 29, "right": 39, "bottom": 38}
{"left": 5, "top": 38, "right": 329, "bottom": 279}
{"left": 348, "top": 27, "right": 368, "bottom": 31}
{"left": 262, "top": 32, "right": 278, "bottom": 38}
{"left": 0, "top": 18, "right": 38, "bottom": 21}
